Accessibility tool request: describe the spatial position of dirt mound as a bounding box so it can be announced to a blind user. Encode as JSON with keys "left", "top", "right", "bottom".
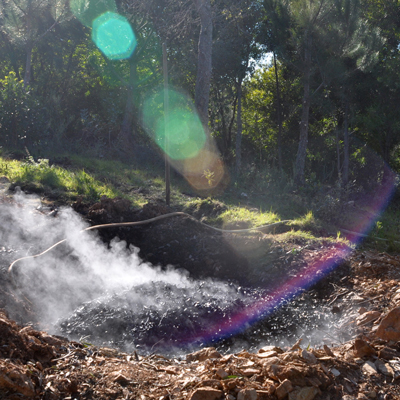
{"left": 1, "top": 299, "right": 400, "bottom": 399}
{"left": 2, "top": 193, "right": 400, "bottom": 399}
{"left": 77, "top": 199, "right": 252, "bottom": 284}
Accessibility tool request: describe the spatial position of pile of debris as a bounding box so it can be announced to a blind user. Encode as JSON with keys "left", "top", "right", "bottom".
{"left": 2, "top": 248, "right": 400, "bottom": 400}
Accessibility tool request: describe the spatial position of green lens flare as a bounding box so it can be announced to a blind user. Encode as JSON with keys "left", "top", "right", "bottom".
{"left": 70, "top": 0, "right": 117, "bottom": 28}
{"left": 92, "top": 12, "right": 137, "bottom": 60}
{"left": 143, "top": 89, "right": 206, "bottom": 160}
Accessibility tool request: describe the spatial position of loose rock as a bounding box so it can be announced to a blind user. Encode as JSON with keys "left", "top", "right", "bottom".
{"left": 288, "top": 386, "right": 320, "bottom": 400}
{"left": 189, "top": 387, "right": 223, "bottom": 400}
{"left": 376, "top": 307, "right": 400, "bottom": 341}
{"left": 276, "top": 379, "right": 293, "bottom": 400}
{"left": 237, "top": 388, "right": 258, "bottom": 400}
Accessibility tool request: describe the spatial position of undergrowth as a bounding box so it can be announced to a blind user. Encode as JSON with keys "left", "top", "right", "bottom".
{"left": 0, "top": 151, "right": 398, "bottom": 252}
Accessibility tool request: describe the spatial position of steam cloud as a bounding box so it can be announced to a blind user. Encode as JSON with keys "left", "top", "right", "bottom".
{"left": 0, "top": 189, "right": 351, "bottom": 355}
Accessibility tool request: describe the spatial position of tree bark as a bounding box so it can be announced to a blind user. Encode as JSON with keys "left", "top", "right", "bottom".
{"left": 294, "top": 35, "right": 312, "bottom": 186}
{"left": 119, "top": 61, "right": 138, "bottom": 151}
{"left": 23, "top": 1, "right": 33, "bottom": 89}
{"left": 336, "top": 126, "right": 341, "bottom": 182}
{"left": 342, "top": 98, "right": 350, "bottom": 186}
{"left": 273, "top": 52, "right": 283, "bottom": 171}
{"left": 193, "top": 0, "right": 212, "bottom": 128}
{"left": 236, "top": 78, "right": 243, "bottom": 174}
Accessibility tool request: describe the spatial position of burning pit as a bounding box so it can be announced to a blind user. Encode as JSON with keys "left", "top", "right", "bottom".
{"left": 0, "top": 190, "right": 384, "bottom": 360}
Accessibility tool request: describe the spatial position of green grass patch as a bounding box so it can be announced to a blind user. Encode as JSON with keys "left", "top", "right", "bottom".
{"left": 277, "top": 229, "right": 351, "bottom": 247}
{"left": 0, "top": 156, "right": 120, "bottom": 203}
{"left": 358, "top": 206, "right": 400, "bottom": 252}
{"left": 213, "top": 206, "right": 280, "bottom": 229}
{"left": 1, "top": 150, "right": 399, "bottom": 255}
{"left": 288, "top": 211, "right": 321, "bottom": 232}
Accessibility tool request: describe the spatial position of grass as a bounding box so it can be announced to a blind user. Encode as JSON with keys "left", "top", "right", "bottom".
{"left": 277, "top": 229, "right": 351, "bottom": 247}
{"left": 288, "top": 211, "right": 321, "bottom": 232}
{"left": 0, "top": 156, "right": 121, "bottom": 203}
{"left": 357, "top": 206, "right": 400, "bottom": 252}
{"left": 214, "top": 207, "right": 280, "bottom": 229}
{"left": 1, "top": 150, "right": 399, "bottom": 252}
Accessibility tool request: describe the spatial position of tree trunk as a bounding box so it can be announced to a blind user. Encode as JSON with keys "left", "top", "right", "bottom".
{"left": 236, "top": 78, "right": 243, "bottom": 175}
{"left": 119, "top": 61, "right": 138, "bottom": 151}
{"left": 294, "top": 35, "right": 312, "bottom": 186}
{"left": 336, "top": 126, "right": 341, "bottom": 182}
{"left": 273, "top": 52, "right": 283, "bottom": 171}
{"left": 342, "top": 98, "right": 350, "bottom": 186}
{"left": 193, "top": 0, "right": 212, "bottom": 128}
{"left": 23, "top": 0, "right": 33, "bottom": 89}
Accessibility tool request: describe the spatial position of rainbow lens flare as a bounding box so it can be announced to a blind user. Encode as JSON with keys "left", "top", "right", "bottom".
{"left": 173, "top": 165, "right": 396, "bottom": 348}
{"left": 92, "top": 12, "right": 137, "bottom": 60}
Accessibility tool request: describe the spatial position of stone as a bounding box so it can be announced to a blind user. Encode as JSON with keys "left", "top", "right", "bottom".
{"left": 330, "top": 368, "right": 341, "bottom": 377}
{"left": 258, "top": 345, "right": 283, "bottom": 354}
{"left": 215, "top": 368, "right": 228, "bottom": 379}
{"left": 288, "top": 387, "right": 320, "bottom": 400}
{"left": 186, "top": 347, "right": 222, "bottom": 362}
{"left": 353, "top": 339, "right": 377, "bottom": 358}
{"left": 237, "top": 388, "right": 258, "bottom": 400}
{"left": 376, "top": 307, "right": 400, "bottom": 341}
{"left": 301, "top": 350, "right": 318, "bottom": 364}
{"left": 241, "top": 368, "right": 260, "bottom": 377}
{"left": 188, "top": 387, "right": 223, "bottom": 400}
{"left": 257, "top": 351, "right": 278, "bottom": 358}
{"left": 276, "top": 379, "right": 293, "bottom": 400}
{"left": 362, "top": 361, "right": 378, "bottom": 375}
{"left": 260, "top": 357, "right": 281, "bottom": 366}
{"left": 374, "top": 360, "right": 394, "bottom": 377}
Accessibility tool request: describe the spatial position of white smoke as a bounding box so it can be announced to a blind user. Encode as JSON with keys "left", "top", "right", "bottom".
{"left": 1, "top": 190, "right": 236, "bottom": 333}
{"left": 0, "top": 189, "right": 344, "bottom": 354}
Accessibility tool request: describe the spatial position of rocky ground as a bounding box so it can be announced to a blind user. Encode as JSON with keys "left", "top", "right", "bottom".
{"left": 1, "top": 183, "right": 400, "bottom": 399}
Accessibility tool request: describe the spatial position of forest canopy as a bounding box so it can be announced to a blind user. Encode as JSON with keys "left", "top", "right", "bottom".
{"left": 0, "top": 0, "right": 399, "bottom": 190}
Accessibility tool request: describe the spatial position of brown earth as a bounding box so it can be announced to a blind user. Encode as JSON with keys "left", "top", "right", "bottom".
{"left": 1, "top": 190, "right": 400, "bottom": 399}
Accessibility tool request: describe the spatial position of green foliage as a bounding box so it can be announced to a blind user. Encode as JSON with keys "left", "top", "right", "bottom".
{"left": 242, "top": 64, "right": 300, "bottom": 171}
{"left": 214, "top": 207, "right": 280, "bottom": 229}
{"left": 0, "top": 0, "right": 400, "bottom": 204}
{"left": 183, "top": 197, "right": 228, "bottom": 219}
{"left": 289, "top": 211, "right": 320, "bottom": 232}
{"left": 0, "top": 72, "right": 43, "bottom": 148}
{"left": 1, "top": 155, "right": 119, "bottom": 202}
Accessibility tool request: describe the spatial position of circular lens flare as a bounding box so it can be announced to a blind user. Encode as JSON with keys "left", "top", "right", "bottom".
{"left": 183, "top": 150, "right": 225, "bottom": 191}
{"left": 143, "top": 88, "right": 206, "bottom": 161}
{"left": 92, "top": 12, "right": 137, "bottom": 60}
{"left": 143, "top": 88, "right": 227, "bottom": 192}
